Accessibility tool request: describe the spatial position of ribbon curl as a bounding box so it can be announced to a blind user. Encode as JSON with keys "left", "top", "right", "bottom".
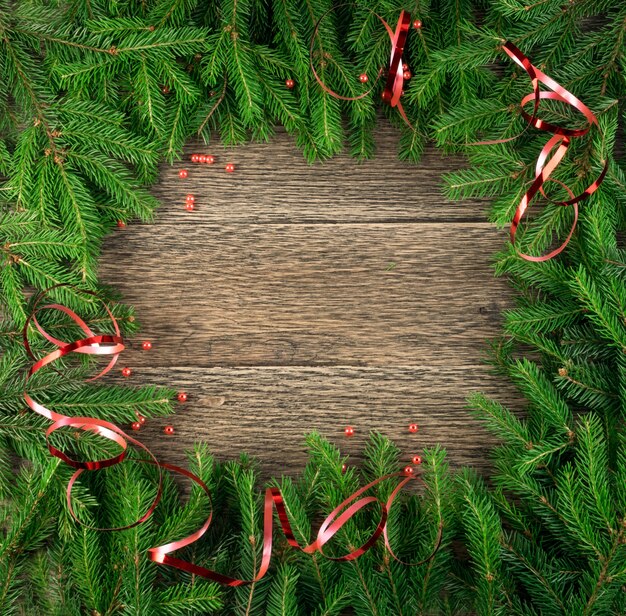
{"left": 310, "top": 7, "right": 414, "bottom": 129}
{"left": 478, "top": 41, "right": 607, "bottom": 261}
{"left": 23, "top": 286, "right": 442, "bottom": 585}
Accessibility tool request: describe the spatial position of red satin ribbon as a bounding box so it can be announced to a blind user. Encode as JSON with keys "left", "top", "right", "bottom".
{"left": 149, "top": 472, "right": 442, "bottom": 585}
{"left": 23, "top": 287, "right": 442, "bottom": 584}
{"left": 23, "top": 287, "right": 165, "bottom": 531}
{"left": 310, "top": 7, "right": 414, "bottom": 129}
{"left": 478, "top": 41, "right": 607, "bottom": 261}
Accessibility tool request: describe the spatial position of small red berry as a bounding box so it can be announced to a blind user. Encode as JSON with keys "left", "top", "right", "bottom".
{"left": 403, "top": 466, "right": 414, "bottom": 476}
{"left": 344, "top": 426, "right": 354, "bottom": 437}
{"left": 198, "top": 155, "right": 207, "bottom": 164}
{"left": 116, "top": 220, "right": 126, "bottom": 228}
{"left": 161, "top": 85, "right": 170, "bottom": 94}
{"left": 359, "top": 73, "right": 369, "bottom": 83}
{"left": 206, "top": 155, "right": 215, "bottom": 164}
{"left": 185, "top": 202, "right": 194, "bottom": 211}
{"left": 179, "top": 169, "right": 188, "bottom": 179}
{"left": 225, "top": 163, "right": 235, "bottom": 173}
{"left": 285, "top": 78, "right": 295, "bottom": 89}
{"left": 121, "top": 367, "right": 132, "bottom": 377}
{"left": 136, "top": 413, "right": 146, "bottom": 425}
{"left": 142, "top": 340, "right": 152, "bottom": 351}
{"left": 191, "top": 154, "right": 199, "bottom": 163}
{"left": 177, "top": 392, "right": 188, "bottom": 403}
{"left": 403, "top": 70, "right": 412, "bottom": 80}
{"left": 164, "top": 425, "right": 175, "bottom": 435}
{"left": 342, "top": 463, "right": 347, "bottom": 473}
{"left": 131, "top": 421, "right": 141, "bottom": 431}
{"left": 412, "top": 455, "right": 423, "bottom": 465}
{"left": 186, "top": 194, "right": 195, "bottom": 203}
{"left": 403, "top": 63, "right": 409, "bottom": 71}
{"left": 408, "top": 423, "right": 419, "bottom": 433}
{"left": 413, "top": 19, "right": 422, "bottom": 29}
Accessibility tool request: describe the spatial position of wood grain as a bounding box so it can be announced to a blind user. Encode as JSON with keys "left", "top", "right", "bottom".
{"left": 101, "top": 223, "right": 508, "bottom": 367}
{"left": 128, "top": 366, "right": 520, "bottom": 478}
{"left": 99, "top": 127, "right": 521, "bottom": 476}
{"left": 153, "top": 124, "right": 486, "bottom": 223}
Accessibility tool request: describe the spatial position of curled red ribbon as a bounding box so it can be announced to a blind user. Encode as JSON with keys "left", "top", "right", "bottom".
{"left": 23, "top": 287, "right": 166, "bottom": 531}
{"left": 23, "top": 286, "right": 442, "bottom": 584}
{"left": 478, "top": 41, "right": 607, "bottom": 261}
{"left": 310, "top": 7, "right": 414, "bottom": 129}
{"left": 149, "top": 471, "right": 442, "bottom": 585}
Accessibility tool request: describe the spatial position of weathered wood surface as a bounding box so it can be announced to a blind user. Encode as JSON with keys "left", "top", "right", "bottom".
{"left": 99, "top": 125, "right": 521, "bottom": 477}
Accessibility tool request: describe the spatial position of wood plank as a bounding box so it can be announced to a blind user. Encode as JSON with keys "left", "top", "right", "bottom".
{"left": 100, "top": 222, "right": 511, "bottom": 368}
{"left": 98, "top": 127, "right": 519, "bottom": 477}
{"left": 153, "top": 127, "right": 487, "bottom": 223}
{"left": 126, "top": 366, "right": 521, "bottom": 478}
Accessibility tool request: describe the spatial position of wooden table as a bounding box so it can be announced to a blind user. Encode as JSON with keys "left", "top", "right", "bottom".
{"left": 99, "top": 126, "right": 521, "bottom": 478}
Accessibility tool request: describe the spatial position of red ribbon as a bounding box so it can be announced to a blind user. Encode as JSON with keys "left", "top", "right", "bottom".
{"left": 23, "top": 287, "right": 166, "bottom": 531}
{"left": 310, "top": 7, "right": 414, "bottom": 129}
{"left": 149, "top": 472, "right": 442, "bottom": 585}
{"left": 477, "top": 41, "right": 607, "bottom": 261}
{"left": 23, "top": 287, "right": 442, "bottom": 584}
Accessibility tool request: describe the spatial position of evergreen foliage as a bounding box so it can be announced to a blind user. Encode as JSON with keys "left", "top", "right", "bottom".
{"left": 0, "top": 0, "right": 625, "bottom": 613}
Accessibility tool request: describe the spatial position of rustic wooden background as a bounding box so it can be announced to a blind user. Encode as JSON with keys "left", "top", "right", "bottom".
{"left": 99, "top": 125, "right": 521, "bottom": 478}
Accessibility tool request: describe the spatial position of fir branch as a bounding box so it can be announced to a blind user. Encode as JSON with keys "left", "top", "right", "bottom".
{"left": 156, "top": 582, "right": 223, "bottom": 615}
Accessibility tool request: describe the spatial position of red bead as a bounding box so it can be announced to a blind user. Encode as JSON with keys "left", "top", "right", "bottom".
{"left": 285, "top": 78, "right": 295, "bottom": 89}
{"left": 413, "top": 19, "right": 422, "bottom": 29}
{"left": 225, "top": 163, "right": 235, "bottom": 173}
{"left": 412, "top": 455, "right": 423, "bottom": 465}
{"left": 131, "top": 421, "right": 141, "bottom": 431}
{"left": 184, "top": 202, "right": 194, "bottom": 211}
{"left": 344, "top": 426, "right": 354, "bottom": 437}
{"left": 121, "top": 367, "right": 132, "bottom": 377}
{"left": 206, "top": 155, "right": 215, "bottom": 164}
{"left": 381, "top": 90, "right": 392, "bottom": 102}
{"left": 164, "top": 425, "right": 175, "bottom": 435}
{"left": 136, "top": 413, "right": 146, "bottom": 425}
{"left": 403, "top": 63, "right": 409, "bottom": 71}
{"left": 403, "top": 466, "right": 414, "bottom": 476}
{"left": 186, "top": 194, "right": 195, "bottom": 203}
{"left": 408, "top": 423, "right": 419, "bottom": 433}
{"left": 198, "top": 155, "right": 207, "bottom": 163}
{"left": 142, "top": 340, "right": 152, "bottom": 351}
{"left": 177, "top": 392, "right": 188, "bottom": 403}
{"left": 403, "top": 70, "right": 412, "bottom": 80}
{"left": 116, "top": 220, "right": 126, "bottom": 228}
{"left": 341, "top": 463, "right": 347, "bottom": 473}
{"left": 359, "top": 73, "right": 368, "bottom": 83}
{"left": 191, "top": 154, "right": 199, "bottom": 163}
{"left": 161, "top": 85, "right": 170, "bottom": 94}
{"left": 179, "top": 169, "right": 188, "bottom": 179}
